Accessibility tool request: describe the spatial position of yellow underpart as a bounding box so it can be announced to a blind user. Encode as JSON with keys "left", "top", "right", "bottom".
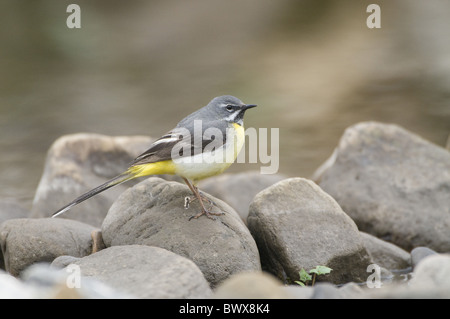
{"left": 232, "top": 122, "right": 245, "bottom": 157}
{"left": 127, "top": 160, "right": 177, "bottom": 177}
{"left": 128, "top": 123, "right": 245, "bottom": 181}
{"left": 173, "top": 122, "right": 245, "bottom": 182}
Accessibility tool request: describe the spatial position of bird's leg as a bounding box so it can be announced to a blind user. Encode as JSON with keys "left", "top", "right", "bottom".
{"left": 184, "top": 190, "right": 220, "bottom": 210}
{"left": 183, "top": 178, "right": 199, "bottom": 209}
{"left": 182, "top": 178, "right": 225, "bottom": 220}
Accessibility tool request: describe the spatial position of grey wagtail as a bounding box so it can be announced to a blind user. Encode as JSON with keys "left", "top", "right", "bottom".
{"left": 52, "top": 95, "right": 257, "bottom": 220}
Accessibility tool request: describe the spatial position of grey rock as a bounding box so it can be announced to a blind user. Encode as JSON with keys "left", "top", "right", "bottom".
{"left": 311, "top": 282, "right": 350, "bottom": 299}
{"left": 50, "top": 256, "right": 81, "bottom": 269}
{"left": 0, "top": 269, "right": 36, "bottom": 298}
{"left": 198, "top": 171, "right": 286, "bottom": 223}
{"left": 360, "top": 232, "right": 411, "bottom": 270}
{"left": 101, "top": 177, "right": 261, "bottom": 288}
{"left": 409, "top": 254, "right": 450, "bottom": 289}
{"left": 213, "top": 271, "right": 293, "bottom": 299}
{"left": 338, "top": 282, "right": 366, "bottom": 298}
{"left": 316, "top": 122, "right": 450, "bottom": 252}
{"left": 247, "top": 177, "right": 371, "bottom": 285}
{"left": 0, "top": 218, "right": 96, "bottom": 276}
{"left": 31, "top": 133, "right": 153, "bottom": 227}
{"left": 367, "top": 254, "right": 450, "bottom": 298}
{"left": 0, "top": 264, "right": 131, "bottom": 298}
{"left": 0, "top": 199, "right": 30, "bottom": 270}
{"left": 367, "top": 285, "right": 450, "bottom": 299}
{"left": 281, "top": 285, "right": 314, "bottom": 299}
{"left": 53, "top": 245, "right": 212, "bottom": 299}
{"left": 23, "top": 263, "right": 132, "bottom": 299}
{"left": 411, "top": 247, "right": 438, "bottom": 270}
{"left": 286, "top": 281, "right": 364, "bottom": 299}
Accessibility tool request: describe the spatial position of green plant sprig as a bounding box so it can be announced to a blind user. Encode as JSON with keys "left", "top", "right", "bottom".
{"left": 294, "top": 266, "right": 332, "bottom": 286}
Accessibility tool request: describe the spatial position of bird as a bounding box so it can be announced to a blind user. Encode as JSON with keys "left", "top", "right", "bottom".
{"left": 52, "top": 95, "right": 257, "bottom": 220}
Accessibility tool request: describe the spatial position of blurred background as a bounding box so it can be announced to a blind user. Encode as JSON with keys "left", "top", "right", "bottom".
{"left": 0, "top": 0, "right": 449, "bottom": 207}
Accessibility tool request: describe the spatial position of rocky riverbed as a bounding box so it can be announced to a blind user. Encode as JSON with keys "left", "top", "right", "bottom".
{"left": 0, "top": 121, "right": 449, "bottom": 298}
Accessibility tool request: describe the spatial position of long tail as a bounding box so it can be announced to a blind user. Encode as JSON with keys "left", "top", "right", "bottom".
{"left": 51, "top": 171, "right": 137, "bottom": 218}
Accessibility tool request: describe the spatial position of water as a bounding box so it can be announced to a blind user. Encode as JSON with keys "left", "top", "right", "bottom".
{"left": 0, "top": 1, "right": 449, "bottom": 208}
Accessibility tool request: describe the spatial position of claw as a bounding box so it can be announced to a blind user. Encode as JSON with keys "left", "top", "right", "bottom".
{"left": 198, "top": 191, "right": 229, "bottom": 215}
{"left": 188, "top": 209, "right": 224, "bottom": 221}
{"left": 185, "top": 194, "right": 226, "bottom": 220}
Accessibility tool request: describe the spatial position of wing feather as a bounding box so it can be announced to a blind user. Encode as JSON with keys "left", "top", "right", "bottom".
{"left": 131, "top": 124, "right": 228, "bottom": 166}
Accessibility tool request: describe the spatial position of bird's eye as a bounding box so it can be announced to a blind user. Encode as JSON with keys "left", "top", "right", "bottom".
{"left": 225, "top": 105, "right": 234, "bottom": 112}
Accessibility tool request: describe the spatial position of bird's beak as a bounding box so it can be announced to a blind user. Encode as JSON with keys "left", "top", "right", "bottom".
{"left": 242, "top": 104, "right": 257, "bottom": 111}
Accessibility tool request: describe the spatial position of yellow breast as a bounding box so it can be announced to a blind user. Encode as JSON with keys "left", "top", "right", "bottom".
{"left": 231, "top": 122, "right": 245, "bottom": 159}
{"left": 173, "top": 122, "right": 246, "bottom": 182}
{"left": 129, "top": 123, "right": 246, "bottom": 183}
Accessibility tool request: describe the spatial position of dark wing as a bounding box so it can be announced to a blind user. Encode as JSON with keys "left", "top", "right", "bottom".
{"left": 131, "top": 131, "right": 182, "bottom": 166}
{"left": 130, "top": 127, "right": 226, "bottom": 166}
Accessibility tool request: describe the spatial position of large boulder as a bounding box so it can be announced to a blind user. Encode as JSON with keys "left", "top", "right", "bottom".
{"left": 367, "top": 254, "right": 450, "bottom": 298}
{"left": 101, "top": 177, "right": 261, "bottom": 287}
{"left": 315, "top": 122, "right": 450, "bottom": 251}
{"left": 31, "top": 133, "right": 153, "bottom": 227}
{"left": 0, "top": 218, "right": 95, "bottom": 276}
{"left": 247, "top": 177, "right": 371, "bottom": 285}
{"left": 52, "top": 245, "right": 212, "bottom": 298}
{"left": 213, "top": 271, "right": 294, "bottom": 299}
{"left": 0, "top": 199, "right": 30, "bottom": 270}
{"left": 409, "top": 254, "right": 450, "bottom": 291}
{"left": 410, "top": 247, "right": 438, "bottom": 270}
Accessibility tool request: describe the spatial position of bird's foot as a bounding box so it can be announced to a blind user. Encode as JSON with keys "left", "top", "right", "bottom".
{"left": 188, "top": 208, "right": 224, "bottom": 221}
{"left": 184, "top": 192, "right": 226, "bottom": 220}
